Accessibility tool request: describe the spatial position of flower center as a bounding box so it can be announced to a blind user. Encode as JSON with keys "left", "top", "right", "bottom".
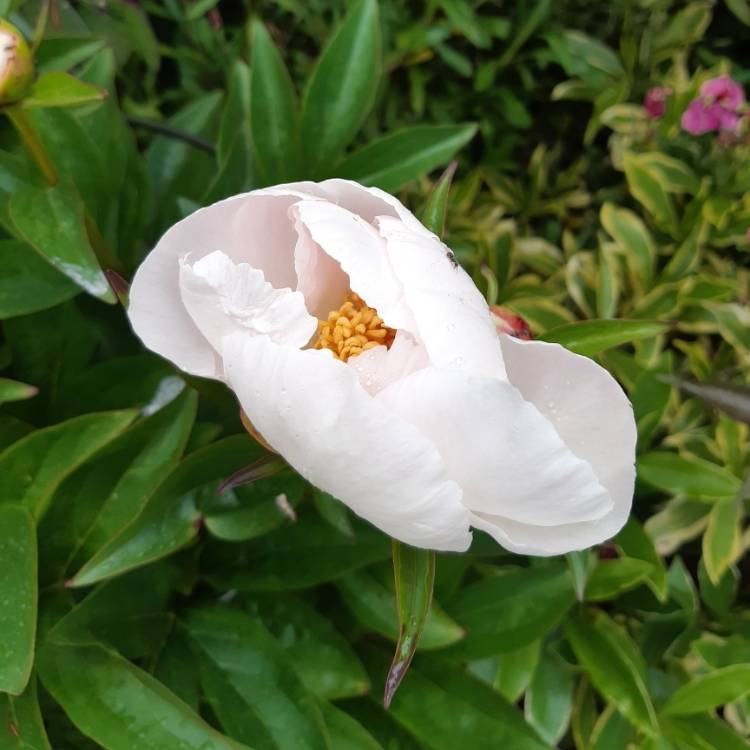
{"left": 314, "top": 292, "right": 396, "bottom": 362}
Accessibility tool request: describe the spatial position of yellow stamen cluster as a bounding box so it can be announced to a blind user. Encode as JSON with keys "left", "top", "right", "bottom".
{"left": 314, "top": 293, "right": 396, "bottom": 362}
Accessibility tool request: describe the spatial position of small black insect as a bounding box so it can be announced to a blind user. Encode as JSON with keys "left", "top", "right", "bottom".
{"left": 445, "top": 250, "right": 459, "bottom": 268}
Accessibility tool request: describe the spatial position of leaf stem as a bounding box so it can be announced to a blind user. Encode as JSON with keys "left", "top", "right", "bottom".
{"left": 5, "top": 105, "right": 58, "bottom": 185}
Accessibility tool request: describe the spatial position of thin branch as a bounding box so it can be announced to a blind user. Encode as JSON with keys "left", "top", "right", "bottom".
{"left": 126, "top": 115, "right": 217, "bottom": 154}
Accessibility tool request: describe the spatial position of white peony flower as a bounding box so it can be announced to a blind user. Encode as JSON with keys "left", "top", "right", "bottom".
{"left": 128, "top": 179, "right": 636, "bottom": 554}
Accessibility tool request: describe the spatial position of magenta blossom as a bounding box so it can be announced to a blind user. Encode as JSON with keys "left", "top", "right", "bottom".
{"left": 682, "top": 74, "right": 746, "bottom": 135}
{"left": 644, "top": 86, "right": 671, "bottom": 119}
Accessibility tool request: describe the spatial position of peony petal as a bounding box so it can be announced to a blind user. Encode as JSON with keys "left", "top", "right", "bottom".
{"left": 129, "top": 188, "right": 323, "bottom": 378}
{"left": 376, "top": 216, "right": 506, "bottom": 380}
{"left": 222, "top": 333, "right": 472, "bottom": 551}
{"left": 377, "top": 367, "right": 613, "bottom": 528}
{"left": 347, "top": 330, "right": 429, "bottom": 395}
{"left": 292, "top": 200, "right": 417, "bottom": 331}
{"left": 179, "top": 251, "right": 317, "bottom": 356}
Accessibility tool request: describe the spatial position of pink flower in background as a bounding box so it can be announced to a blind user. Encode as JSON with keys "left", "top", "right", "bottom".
{"left": 682, "top": 74, "right": 746, "bottom": 135}
{"left": 644, "top": 86, "right": 671, "bottom": 119}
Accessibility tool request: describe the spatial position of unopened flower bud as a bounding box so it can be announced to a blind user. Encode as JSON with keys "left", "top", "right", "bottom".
{"left": 0, "top": 20, "right": 33, "bottom": 105}
{"left": 489, "top": 305, "right": 533, "bottom": 340}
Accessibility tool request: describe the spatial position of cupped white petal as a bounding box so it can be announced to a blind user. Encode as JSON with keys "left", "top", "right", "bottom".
{"left": 222, "top": 333, "right": 472, "bottom": 552}
{"left": 376, "top": 216, "right": 506, "bottom": 380}
{"left": 291, "top": 200, "right": 416, "bottom": 331}
{"left": 179, "top": 251, "right": 316, "bottom": 356}
{"left": 377, "top": 367, "right": 613, "bottom": 528}
{"left": 498, "top": 335, "right": 636, "bottom": 535}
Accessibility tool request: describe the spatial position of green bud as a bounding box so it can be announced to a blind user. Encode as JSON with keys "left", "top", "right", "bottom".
{"left": 0, "top": 20, "right": 33, "bottom": 105}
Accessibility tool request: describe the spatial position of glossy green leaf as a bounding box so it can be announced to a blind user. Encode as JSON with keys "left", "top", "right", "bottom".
{"left": 69, "top": 434, "right": 263, "bottom": 587}
{"left": 0, "top": 378, "right": 37, "bottom": 406}
{"left": 0, "top": 506, "right": 36, "bottom": 695}
{"left": 565, "top": 609, "right": 658, "bottom": 734}
{"left": 39, "top": 389, "right": 197, "bottom": 580}
{"left": 585, "top": 558, "right": 653, "bottom": 601}
{"left": 662, "top": 665, "right": 750, "bottom": 716}
{"left": 420, "top": 161, "right": 457, "bottom": 237}
{"left": 662, "top": 714, "right": 749, "bottom": 750}
{"left": 702, "top": 500, "right": 742, "bottom": 585}
{"left": 334, "top": 125, "right": 476, "bottom": 192}
{"left": 38, "top": 640, "right": 249, "bottom": 750}
{"left": 0, "top": 410, "right": 136, "bottom": 520}
{"left": 185, "top": 607, "right": 330, "bottom": 750}
{"left": 248, "top": 595, "right": 370, "bottom": 700}
{"left": 384, "top": 543, "right": 436, "bottom": 707}
{"left": 616, "top": 517, "right": 668, "bottom": 600}
{"left": 337, "top": 569, "right": 464, "bottom": 649}
{"left": 0, "top": 677, "right": 51, "bottom": 749}
{"left": 320, "top": 701, "right": 384, "bottom": 750}
{"left": 601, "top": 203, "right": 655, "bottom": 285}
{"left": 494, "top": 640, "right": 542, "bottom": 702}
{"left": 444, "top": 563, "right": 575, "bottom": 659}
{"left": 539, "top": 319, "right": 669, "bottom": 355}
{"left": 637, "top": 451, "right": 741, "bottom": 500}
{"left": 362, "top": 648, "right": 549, "bottom": 750}
{"left": 301, "top": 0, "right": 382, "bottom": 174}
{"left": 0, "top": 239, "right": 79, "bottom": 318}
{"left": 21, "top": 72, "right": 106, "bottom": 109}
{"left": 623, "top": 152, "right": 676, "bottom": 231}
{"left": 249, "top": 20, "right": 300, "bottom": 184}
{"left": 524, "top": 649, "right": 574, "bottom": 745}
{"left": 8, "top": 184, "right": 115, "bottom": 303}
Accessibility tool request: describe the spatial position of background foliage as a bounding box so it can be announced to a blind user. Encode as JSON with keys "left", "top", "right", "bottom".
{"left": 1, "top": 0, "right": 750, "bottom": 748}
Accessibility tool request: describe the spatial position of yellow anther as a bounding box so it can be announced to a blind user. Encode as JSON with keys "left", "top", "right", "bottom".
{"left": 314, "top": 292, "right": 396, "bottom": 362}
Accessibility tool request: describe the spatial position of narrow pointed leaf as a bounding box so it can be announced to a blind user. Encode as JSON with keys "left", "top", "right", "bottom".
{"left": 0, "top": 377, "right": 37, "bottom": 405}
{"left": 0, "top": 677, "right": 51, "bottom": 749}
{"left": 668, "top": 377, "right": 750, "bottom": 426}
{"left": 420, "top": 160, "right": 458, "bottom": 237}
{"left": 662, "top": 664, "right": 750, "bottom": 715}
{"left": 0, "top": 506, "right": 36, "bottom": 695}
{"left": 539, "top": 319, "right": 669, "bottom": 356}
{"left": 21, "top": 71, "right": 106, "bottom": 109}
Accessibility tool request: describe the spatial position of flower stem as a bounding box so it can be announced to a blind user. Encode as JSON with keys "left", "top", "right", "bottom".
{"left": 5, "top": 105, "right": 58, "bottom": 185}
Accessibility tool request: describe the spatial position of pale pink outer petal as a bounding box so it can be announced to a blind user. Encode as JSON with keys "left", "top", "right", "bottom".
{"left": 179, "top": 251, "right": 317, "bottom": 354}
{"left": 700, "top": 74, "right": 745, "bottom": 109}
{"left": 291, "top": 200, "right": 417, "bottom": 332}
{"left": 128, "top": 187, "right": 325, "bottom": 378}
{"left": 468, "top": 337, "right": 636, "bottom": 555}
{"left": 376, "top": 215, "right": 506, "bottom": 380}
{"left": 221, "top": 333, "right": 473, "bottom": 551}
{"left": 681, "top": 99, "right": 720, "bottom": 134}
{"left": 378, "top": 368, "right": 612, "bottom": 529}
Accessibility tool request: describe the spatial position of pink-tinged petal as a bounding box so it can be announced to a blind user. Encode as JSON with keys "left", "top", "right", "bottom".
{"left": 292, "top": 213, "right": 350, "bottom": 319}
{"left": 179, "top": 251, "right": 316, "bottom": 357}
{"left": 377, "top": 368, "right": 612, "bottom": 528}
{"left": 222, "top": 333, "right": 472, "bottom": 551}
{"left": 291, "top": 200, "right": 417, "bottom": 331}
{"left": 681, "top": 99, "right": 720, "bottom": 134}
{"left": 700, "top": 74, "right": 745, "bottom": 109}
{"left": 347, "top": 330, "right": 429, "bottom": 395}
{"left": 716, "top": 107, "right": 742, "bottom": 132}
{"left": 376, "top": 216, "right": 507, "bottom": 380}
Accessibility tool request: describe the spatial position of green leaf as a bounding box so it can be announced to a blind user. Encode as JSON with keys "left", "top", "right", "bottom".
{"left": 726, "top": 0, "right": 750, "bottom": 24}
{"left": 8, "top": 184, "right": 115, "bottom": 303}
{"left": 623, "top": 152, "right": 676, "bottom": 232}
{"left": 249, "top": 595, "right": 370, "bottom": 700}
{"left": 494, "top": 640, "right": 541, "bottom": 702}
{"left": 0, "top": 506, "right": 36, "bottom": 695}
{"left": 702, "top": 500, "right": 742, "bottom": 585}
{"left": 68, "top": 434, "right": 263, "bottom": 587}
{"left": 539, "top": 319, "right": 668, "bottom": 355}
{"left": 363, "top": 648, "right": 549, "bottom": 750}
{"left": 585, "top": 559, "right": 654, "bottom": 601}
{"left": 662, "top": 665, "right": 750, "bottom": 716}
{"left": 249, "top": 20, "right": 300, "bottom": 184}
{"left": 637, "top": 452, "right": 741, "bottom": 500}
{"left": 616, "top": 518, "right": 668, "bottom": 600}
{"left": 334, "top": 125, "right": 476, "bottom": 192}
{"left": 337, "top": 569, "right": 464, "bottom": 649}
{"left": 21, "top": 71, "right": 106, "bottom": 109}
{"left": 564, "top": 609, "right": 658, "bottom": 734}
{"left": 524, "top": 649, "right": 575, "bottom": 745}
{"left": 0, "top": 410, "right": 136, "bottom": 520}
{"left": 668, "top": 378, "right": 750, "bottom": 426}
{"left": 38, "top": 640, "right": 249, "bottom": 750}
{"left": 0, "top": 677, "right": 51, "bottom": 749}
{"left": 320, "top": 701, "right": 384, "bottom": 750}
{"left": 0, "top": 377, "right": 37, "bottom": 406}
{"left": 444, "top": 562, "right": 575, "bottom": 659}
{"left": 185, "top": 607, "right": 330, "bottom": 750}
{"left": 301, "top": 0, "right": 382, "bottom": 174}
{"left": 662, "top": 714, "right": 750, "bottom": 750}
{"left": 601, "top": 203, "right": 655, "bottom": 285}
{"left": 651, "top": 2, "right": 713, "bottom": 58}
{"left": 384, "top": 543, "right": 436, "bottom": 708}
{"left": 0, "top": 239, "right": 79, "bottom": 319}
{"left": 420, "top": 161, "right": 457, "bottom": 237}
{"left": 204, "top": 513, "right": 390, "bottom": 591}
